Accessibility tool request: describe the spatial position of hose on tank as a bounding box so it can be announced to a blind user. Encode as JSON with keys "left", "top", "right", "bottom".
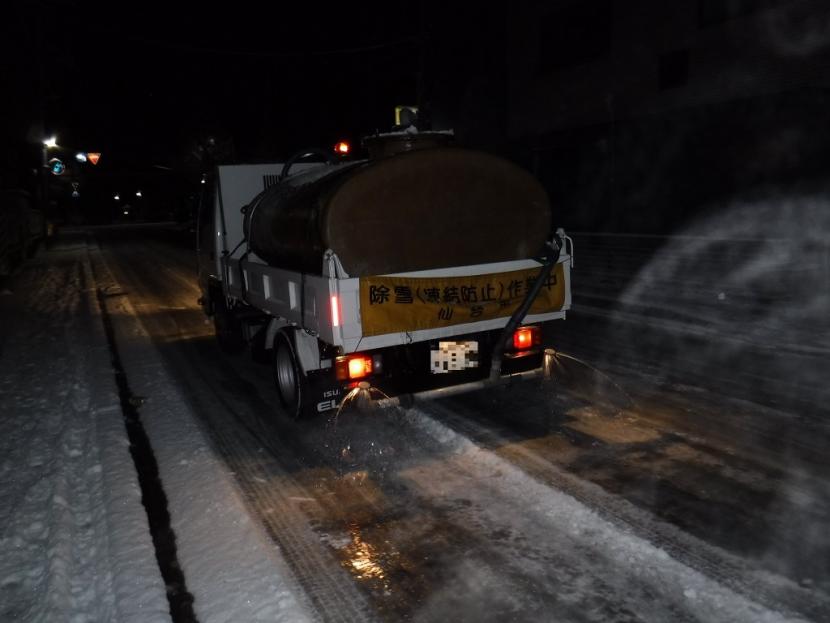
{"left": 279, "top": 148, "right": 336, "bottom": 180}
{"left": 488, "top": 234, "right": 563, "bottom": 382}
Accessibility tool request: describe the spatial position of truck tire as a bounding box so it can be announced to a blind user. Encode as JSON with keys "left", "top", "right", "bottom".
{"left": 213, "top": 292, "right": 245, "bottom": 354}
{"left": 273, "top": 331, "right": 308, "bottom": 418}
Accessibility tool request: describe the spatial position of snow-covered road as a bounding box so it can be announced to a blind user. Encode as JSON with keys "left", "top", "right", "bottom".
{"left": 2, "top": 223, "right": 826, "bottom": 622}
{"left": 82, "top": 223, "right": 829, "bottom": 622}
{"left": 1, "top": 233, "right": 315, "bottom": 623}
{"left": 0, "top": 235, "right": 169, "bottom": 622}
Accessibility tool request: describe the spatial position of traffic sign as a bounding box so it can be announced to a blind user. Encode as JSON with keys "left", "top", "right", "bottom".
{"left": 87, "top": 153, "right": 101, "bottom": 165}
{"left": 48, "top": 158, "right": 65, "bottom": 175}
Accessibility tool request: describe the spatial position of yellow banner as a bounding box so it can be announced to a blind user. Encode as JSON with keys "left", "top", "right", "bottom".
{"left": 359, "top": 263, "right": 566, "bottom": 336}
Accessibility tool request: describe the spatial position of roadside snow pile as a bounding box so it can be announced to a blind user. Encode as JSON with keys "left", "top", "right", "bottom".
{"left": 91, "top": 248, "right": 316, "bottom": 623}
{"left": 0, "top": 243, "right": 170, "bottom": 622}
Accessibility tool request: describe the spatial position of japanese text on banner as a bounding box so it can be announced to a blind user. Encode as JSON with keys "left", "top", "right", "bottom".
{"left": 358, "top": 263, "right": 566, "bottom": 336}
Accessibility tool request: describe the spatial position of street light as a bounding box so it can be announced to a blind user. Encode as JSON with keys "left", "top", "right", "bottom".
{"left": 75, "top": 152, "right": 88, "bottom": 163}
{"left": 114, "top": 194, "right": 120, "bottom": 201}
{"left": 39, "top": 136, "right": 59, "bottom": 214}
{"left": 135, "top": 190, "right": 142, "bottom": 198}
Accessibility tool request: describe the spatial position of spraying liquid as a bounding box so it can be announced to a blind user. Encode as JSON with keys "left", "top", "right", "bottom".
{"left": 548, "top": 350, "right": 635, "bottom": 410}
{"left": 328, "top": 386, "right": 363, "bottom": 427}
{"left": 328, "top": 382, "right": 394, "bottom": 427}
{"left": 325, "top": 383, "right": 401, "bottom": 480}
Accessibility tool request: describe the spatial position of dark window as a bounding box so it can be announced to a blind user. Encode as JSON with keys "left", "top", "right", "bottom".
{"left": 539, "top": 0, "right": 612, "bottom": 74}
{"left": 658, "top": 49, "right": 690, "bottom": 90}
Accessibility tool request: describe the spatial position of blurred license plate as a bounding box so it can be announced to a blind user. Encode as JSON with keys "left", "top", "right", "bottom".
{"left": 430, "top": 341, "right": 479, "bottom": 374}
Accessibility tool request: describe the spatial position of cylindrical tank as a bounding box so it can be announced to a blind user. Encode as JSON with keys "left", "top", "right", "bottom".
{"left": 244, "top": 138, "right": 552, "bottom": 277}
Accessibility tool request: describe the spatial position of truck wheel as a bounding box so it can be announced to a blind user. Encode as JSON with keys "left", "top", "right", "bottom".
{"left": 213, "top": 293, "right": 245, "bottom": 354}
{"left": 273, "top": 331, "right": 307, "bottom": 418}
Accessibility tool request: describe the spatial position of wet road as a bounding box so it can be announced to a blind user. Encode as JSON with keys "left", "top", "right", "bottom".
{"left": 94, "top": 224, "right": 830, "bottom": 622}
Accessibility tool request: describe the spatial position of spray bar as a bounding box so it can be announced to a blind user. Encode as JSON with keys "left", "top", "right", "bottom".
{"left": 371, "top": 350, "right": 556, "bottom": 410}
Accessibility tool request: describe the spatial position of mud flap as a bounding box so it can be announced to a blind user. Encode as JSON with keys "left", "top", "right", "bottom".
{"left": 305, "top": 368, "right": 345, "bottom": 415}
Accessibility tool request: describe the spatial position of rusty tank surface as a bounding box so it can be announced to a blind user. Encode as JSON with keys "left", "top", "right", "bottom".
{"left": 244, "top": 132, "right": 552, "bottom": 277}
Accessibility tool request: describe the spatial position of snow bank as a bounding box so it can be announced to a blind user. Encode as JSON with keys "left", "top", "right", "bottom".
{"left": 90, "top": 247, "right": 315, "bottom": 623}
{"left": 0, "top": 244, "right": 170, "bottom": 622}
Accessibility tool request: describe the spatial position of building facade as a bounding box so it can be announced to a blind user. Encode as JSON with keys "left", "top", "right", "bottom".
{"left": 505, "top": 0, "right": 830, "bottom": 232}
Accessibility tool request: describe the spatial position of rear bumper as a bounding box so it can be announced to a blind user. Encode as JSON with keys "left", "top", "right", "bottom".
{"left": 308, "top": 327, "right": 557, "bottom": 414}
{"left": 371, "top": 366, "right": 548, "bottom": 409}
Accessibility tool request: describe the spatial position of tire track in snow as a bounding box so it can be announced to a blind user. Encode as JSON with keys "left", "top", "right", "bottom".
{"left": 410, "top": 399, "right": 827, "bottom": 622}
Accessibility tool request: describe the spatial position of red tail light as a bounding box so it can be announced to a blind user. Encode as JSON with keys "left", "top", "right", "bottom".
{"left": 513, "top": 326, "right": 541, "bottom": 351}
{"left": 334, "top": 141, "right": 351, "bottom": 155}
{"left": 336, "top": 354, "right": 373, "bottom": 380}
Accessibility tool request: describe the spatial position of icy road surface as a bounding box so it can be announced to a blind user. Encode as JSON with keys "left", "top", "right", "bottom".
{"left": 91, "top": 218, "right": 829, "bottom": 622}
{"left": 0, "top": 237, "right": 169, "bottom": 622}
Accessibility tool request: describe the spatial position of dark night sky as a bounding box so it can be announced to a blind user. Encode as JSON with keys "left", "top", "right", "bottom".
{"left": 1, "top": 1, "right": 509, "bottom": 221}
{"left": 4, "top": 2, "right": 490, "bottom": 163}
{"left": 8, "top": 1, "right": 828, "bottom": 231}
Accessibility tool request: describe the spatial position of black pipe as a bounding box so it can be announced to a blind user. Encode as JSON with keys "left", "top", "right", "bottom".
{"left": 489, "top": 236, "right": 562, "bottom": 382}
{"left": 279, "top": 148, "right": 335, "bottom": 180}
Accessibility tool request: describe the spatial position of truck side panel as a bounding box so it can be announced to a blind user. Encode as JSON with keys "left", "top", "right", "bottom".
{"left": 224, "top": 258, "right": 336, "bottom": 341}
